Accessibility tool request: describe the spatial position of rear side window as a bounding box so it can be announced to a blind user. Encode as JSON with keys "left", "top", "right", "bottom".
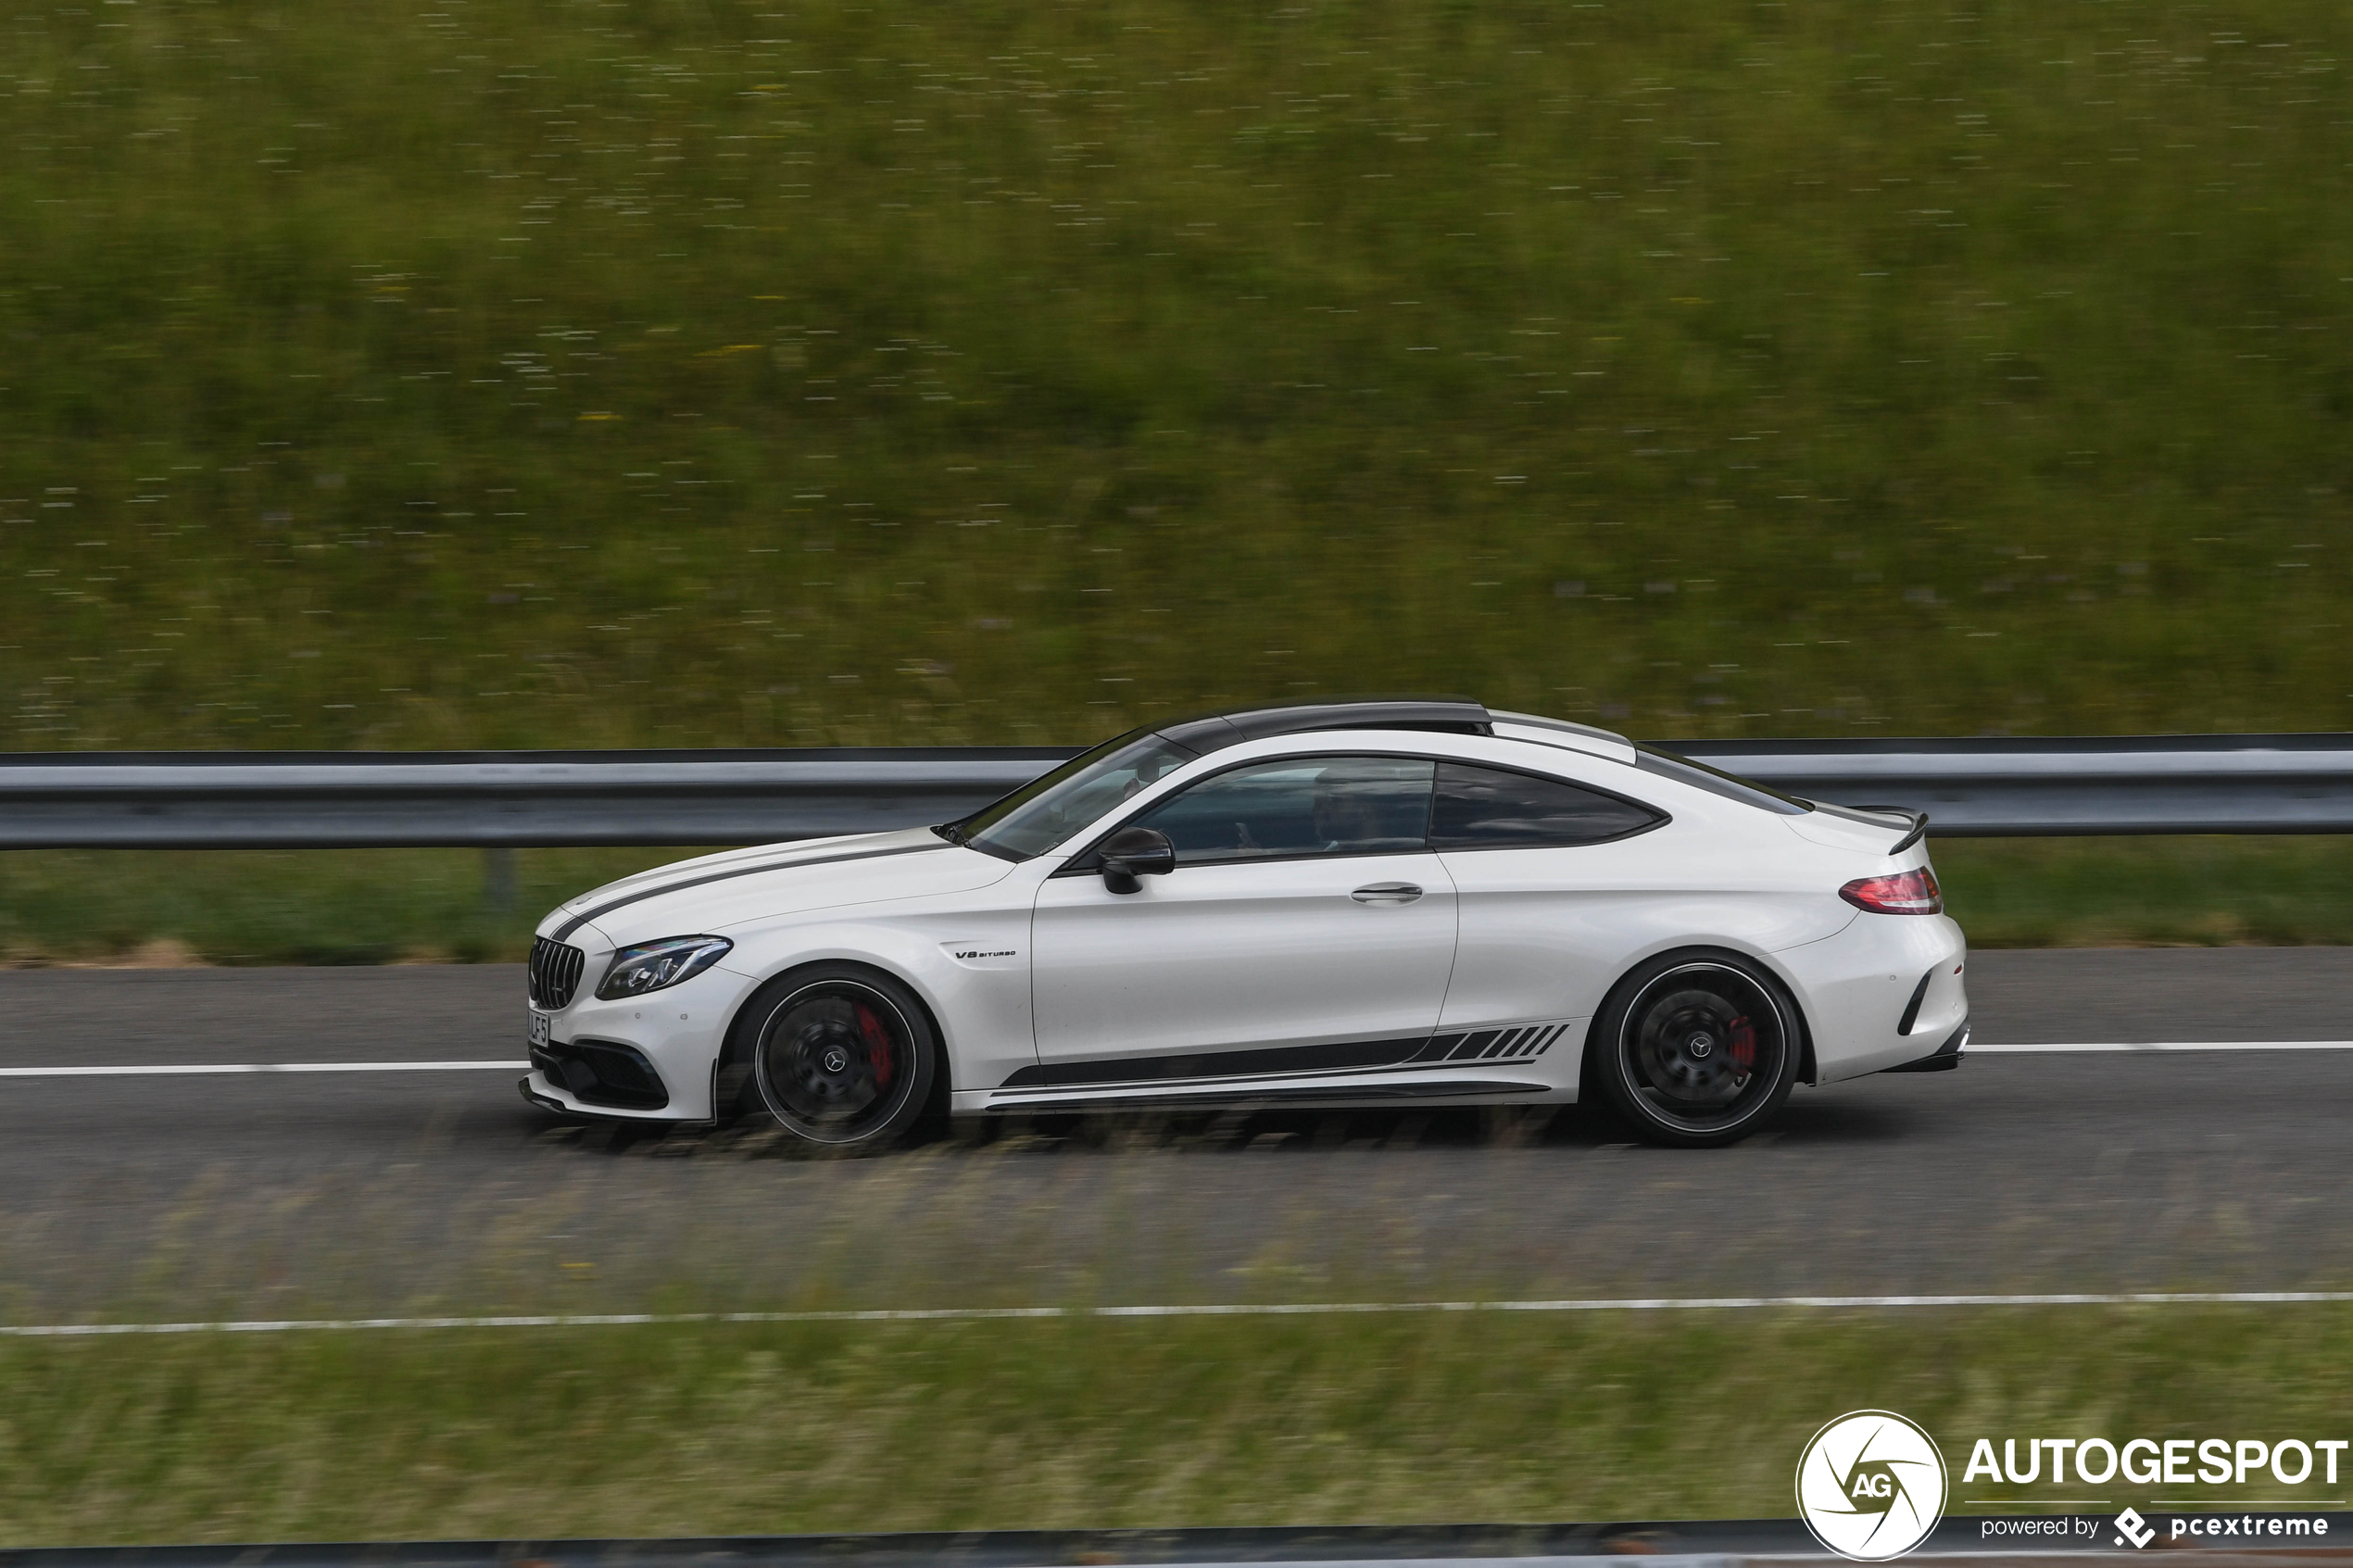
{"left": 1431, "top": 762, "right": 1664, "bottom": 849}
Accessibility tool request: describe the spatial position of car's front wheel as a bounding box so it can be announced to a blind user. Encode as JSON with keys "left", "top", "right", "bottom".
{"left": 1590, "top": 950, "right": 1801, "bottom": 1148}
{"left": 737, "top": 964, "right": 939, "bottom": 1152}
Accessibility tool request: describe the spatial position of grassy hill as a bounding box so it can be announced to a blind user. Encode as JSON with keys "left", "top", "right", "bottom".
{"left": 3, "top": 0, "right": 2349, "bottom": 751}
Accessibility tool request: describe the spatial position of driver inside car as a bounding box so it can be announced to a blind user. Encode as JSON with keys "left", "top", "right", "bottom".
{"left": 1311, "top": 773, "right": 1389, "bottom": 853}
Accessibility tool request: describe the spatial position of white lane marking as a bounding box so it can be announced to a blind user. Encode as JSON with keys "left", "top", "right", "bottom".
{"left": 0, "top": 1060, "right": 526, "bottom": 1077}
{"left": 7, "top": 1291, "right": 2353, "bottom": 1336}
{"left": 1972, "top": 1041, "right": 2353, "bottom": 1053}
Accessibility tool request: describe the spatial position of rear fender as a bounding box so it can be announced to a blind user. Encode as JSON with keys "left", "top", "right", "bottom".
{"left": 1579, "top": 944, "right": 1818, "bottom": 1097}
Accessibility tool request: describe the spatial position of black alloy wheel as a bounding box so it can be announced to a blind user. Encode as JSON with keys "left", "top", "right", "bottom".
{"left": 1592, "top": 952, "right": 1800, "bottom": 1148}
{"left": 742, "top": 965, "right": 939, "bottom": 1151}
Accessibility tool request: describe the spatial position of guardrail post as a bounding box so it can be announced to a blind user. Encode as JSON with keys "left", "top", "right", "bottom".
{"left": 483, "top": 847, "right": 517, "bottom": 913}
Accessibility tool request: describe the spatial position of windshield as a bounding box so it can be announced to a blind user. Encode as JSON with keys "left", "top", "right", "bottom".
{"left": 1633, "top": 745, "right": 1813, "bottom": 815}
{"left": 955, "top": 729, "right": 1198, "bottom": 859}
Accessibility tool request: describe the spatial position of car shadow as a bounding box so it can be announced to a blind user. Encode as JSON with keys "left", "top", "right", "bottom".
{"left": 520, "top": 1085, "right": 1927, "bottom": 1159}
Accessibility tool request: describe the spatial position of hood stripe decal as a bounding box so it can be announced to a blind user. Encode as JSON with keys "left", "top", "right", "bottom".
{"left": 551, "top": 840, "right": 950, "bottom": 944}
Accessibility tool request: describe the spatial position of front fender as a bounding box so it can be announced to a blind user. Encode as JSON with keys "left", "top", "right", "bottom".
{"left": 713, "top": 910, "right": 1038, "bottom": 1096}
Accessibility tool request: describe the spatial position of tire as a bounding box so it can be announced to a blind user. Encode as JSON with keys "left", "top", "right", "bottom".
{"left": 735, "top": 963, "right": 940, "bottom": 1153}
{"left": 1589, "top": 949, "right": 1801, "bottom": 1148}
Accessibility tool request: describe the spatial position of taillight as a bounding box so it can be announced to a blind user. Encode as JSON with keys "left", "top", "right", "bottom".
{"left": 1840, "top": 867, "right": 1944, "bottom": 915}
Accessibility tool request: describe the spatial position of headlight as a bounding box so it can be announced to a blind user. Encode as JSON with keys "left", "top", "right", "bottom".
{"left": 596, "top": 935, "right": 734, "bottom": 1000}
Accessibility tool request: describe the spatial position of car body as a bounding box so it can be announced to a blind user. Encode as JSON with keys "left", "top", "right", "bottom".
{"left": 522, "top": 699, "right": 1968, "bottom": 1148}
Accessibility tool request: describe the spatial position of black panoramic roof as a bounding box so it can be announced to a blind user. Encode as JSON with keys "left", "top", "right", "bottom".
{"left": 1157, "top": 697, "right": 1493, "bottom": 756}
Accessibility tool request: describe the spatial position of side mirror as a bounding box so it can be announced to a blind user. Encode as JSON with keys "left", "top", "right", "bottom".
{"left": 1099, "top": 826, "right": 1176, "bottom": 895}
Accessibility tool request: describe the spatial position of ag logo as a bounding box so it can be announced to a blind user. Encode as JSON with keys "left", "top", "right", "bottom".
{"left": 1796, "top": 1410, "right": 1949, "bottom": 1562}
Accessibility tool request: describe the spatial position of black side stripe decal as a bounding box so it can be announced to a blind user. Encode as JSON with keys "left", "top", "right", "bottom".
{"left": 552, "top": 840, "right": 950, "bottom": 942}
{"left": 1001, "top": 1035, "right": 1426, "bottom": 1090}
{"left": 1008, "top": 1023, "right": 1578, "bottom": 1091}
{"left": 1408, "top": 1024, "right": 1567, "bottom": 1064}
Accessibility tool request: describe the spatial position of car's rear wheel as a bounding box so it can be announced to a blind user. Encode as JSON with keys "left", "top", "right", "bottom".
{"left": 740, "top": 964, "right": 938, "bottom": 1152}
{"left": 1591, "top": 951, "right": 1800, "bottom": 1148}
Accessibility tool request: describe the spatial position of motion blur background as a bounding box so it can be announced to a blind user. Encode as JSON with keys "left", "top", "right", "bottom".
{"left": 9, "top": 0, "right": 2353, "bottom": 961}
{"left": 5, "top": 0, "right": 2349, "bottom": 753}
{"left": 6, "top": 5, "right": 2353, "bottom": 1544}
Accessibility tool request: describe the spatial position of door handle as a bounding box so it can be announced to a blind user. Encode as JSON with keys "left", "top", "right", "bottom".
{"left": 1351, "top": 882, "right": 1423, "bottom": 905}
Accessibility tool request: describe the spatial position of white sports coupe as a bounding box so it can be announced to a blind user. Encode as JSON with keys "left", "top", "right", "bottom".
{"left": 523, "top": 699, "right": 1967, "bottom": 1149}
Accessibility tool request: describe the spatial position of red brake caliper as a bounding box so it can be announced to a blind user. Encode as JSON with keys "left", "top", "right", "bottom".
{"left": 855, "top": 1002, "right": 895, "bottom": 1087}
{"left": 1729, "top": 1015, "right": 1756, "bottom": 1073}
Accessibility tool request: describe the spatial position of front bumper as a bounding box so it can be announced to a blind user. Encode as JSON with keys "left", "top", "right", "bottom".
{"left": 527, "top": 1039, "right": 670, "bottom": 1110}
{"left": 519, "top": 1066, "right": 712, "bottom": 1124}
{"left": 522, "top": 935, "right": 755, "bottom": 1121}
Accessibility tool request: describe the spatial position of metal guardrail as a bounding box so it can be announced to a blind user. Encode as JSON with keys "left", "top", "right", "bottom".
{"left": 1, "top": 734, "right": 2349, "bottom": 849}
{"left": 0, "top": 747, "right": 1073, "bottom": 849}
{"left": 1686, "top": 733, "right": 2353, "bottom": 836}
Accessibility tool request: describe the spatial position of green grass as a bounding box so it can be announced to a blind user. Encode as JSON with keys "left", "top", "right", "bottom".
{"left": 0, "top": 845, "right": 698, "bottom": 965}
{"left": 2, "top": 836, "right": 2348, "bottom": 966}
{"left": 4, "top": 1, "right": 2352, "bottom": 751}
{"left": 2, "top": 1306, "right": 2349, "bottom": 1543}
{"left": 1934, "top": 835, "right": 2353, "bottom": 947}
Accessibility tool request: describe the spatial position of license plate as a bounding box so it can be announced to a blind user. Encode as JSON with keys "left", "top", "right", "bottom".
{"left": 527, "top": 1010, "right": 552, "bottom": 1048}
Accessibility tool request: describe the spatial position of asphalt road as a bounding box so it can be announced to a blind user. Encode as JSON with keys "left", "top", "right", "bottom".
{"left": 0, "top": 948, "right": 2347, "bottom": 1322}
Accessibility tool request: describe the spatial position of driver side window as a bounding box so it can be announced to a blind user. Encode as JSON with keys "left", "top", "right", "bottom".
{"left": 1130, "top": 756, "right": 1436, "bottom": 865}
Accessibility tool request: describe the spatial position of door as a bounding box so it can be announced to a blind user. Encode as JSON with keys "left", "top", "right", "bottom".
{"left": 1031, "top": 754, "right": 1457, "bottom": 1078}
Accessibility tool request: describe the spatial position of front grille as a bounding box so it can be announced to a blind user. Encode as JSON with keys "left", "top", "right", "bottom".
{"left": 528, "top": 936, "right": 586, "bottom": 1010}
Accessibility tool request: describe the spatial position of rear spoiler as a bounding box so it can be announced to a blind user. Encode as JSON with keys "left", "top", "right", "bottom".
{"left": 1852, "top": 806, "right": 1931, "bottom": 856}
